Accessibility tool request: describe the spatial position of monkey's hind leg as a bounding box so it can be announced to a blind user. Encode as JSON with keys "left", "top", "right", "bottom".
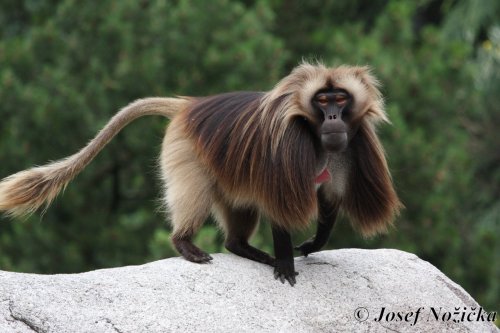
{"left": 161, "top": 118, "right": 217, "bottom": 263}
{"left": 215, "top": 203, "right": 275, "bottom": 267}
{"left": 167, "top": 180, "right": 215, "bottom": 263}
{"left": 169, "top": 203, "right": 213, "bottom": 263}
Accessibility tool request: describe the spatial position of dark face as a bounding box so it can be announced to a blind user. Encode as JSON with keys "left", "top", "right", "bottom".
{"left": 312, "top": 89, "right": 352, "bottom": 152}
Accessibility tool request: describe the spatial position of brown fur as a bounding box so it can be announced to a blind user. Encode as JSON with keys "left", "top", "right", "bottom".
{"left": 181, "top": 92, "right": 319, "bottom": 230}
{"left": 342, "top": 120, "right": 402, "bottom": 236}
{"left": 0, "top": 62, "right": 401, "bottom": 264}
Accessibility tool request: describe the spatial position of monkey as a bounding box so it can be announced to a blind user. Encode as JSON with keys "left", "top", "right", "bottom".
{"left": 0, "top": 62, "right": 402, "bottom": 286}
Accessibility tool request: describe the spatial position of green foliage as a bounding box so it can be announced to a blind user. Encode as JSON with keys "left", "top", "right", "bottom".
{"left": 466, "top": 25, "right": 500, "bottom": 308}
{"left": 0, "top": 0, "right": 498, "bottom": 313}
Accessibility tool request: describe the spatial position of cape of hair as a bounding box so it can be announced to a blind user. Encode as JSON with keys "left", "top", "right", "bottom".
{"left": 182, "top": 62, "right": 400, "bottom": 232}
{"left": 183, "top": 91, "right": 321, "bottom": 230}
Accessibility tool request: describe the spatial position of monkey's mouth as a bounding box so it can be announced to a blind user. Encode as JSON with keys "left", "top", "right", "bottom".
{"left": 321, "top": 132, "right": 348, "bottom": 152}
{"left": 314, "top": 168, "right": 331, "bottom": 184}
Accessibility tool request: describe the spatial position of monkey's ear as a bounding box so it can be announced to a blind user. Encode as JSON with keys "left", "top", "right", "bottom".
{"left": 342, "top": 120, "right": 402, "bottom": 237}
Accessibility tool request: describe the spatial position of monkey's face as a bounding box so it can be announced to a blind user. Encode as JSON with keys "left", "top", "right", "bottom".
{"left": 312, "top": 89, "right": 352, "bottom": 152}
{"left": 266, "top": 64, "right": 387, "bottom": 157}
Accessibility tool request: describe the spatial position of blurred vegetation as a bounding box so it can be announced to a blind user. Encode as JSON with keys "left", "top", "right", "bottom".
{"left": 0, "top": 0, "right": 498, "bottom": 312}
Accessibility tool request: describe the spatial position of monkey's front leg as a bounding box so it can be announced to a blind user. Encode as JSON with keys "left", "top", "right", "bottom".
{"left": 271, "top": 225, "right": 298, "bottom": 286}
{"left": 295, "top": 189, "right": 339, "bottom": 257}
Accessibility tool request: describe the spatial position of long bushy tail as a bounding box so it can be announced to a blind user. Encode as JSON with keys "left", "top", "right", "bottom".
{"left": 0, "top": 97, "right": 188, "bottom": 217}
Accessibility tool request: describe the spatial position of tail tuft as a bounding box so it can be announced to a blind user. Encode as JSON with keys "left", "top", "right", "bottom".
{"left": 0, "top": 161, "right": 73, "bottom": 217}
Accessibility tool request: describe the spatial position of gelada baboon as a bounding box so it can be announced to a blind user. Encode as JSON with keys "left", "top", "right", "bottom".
{"left": 0, "top": 62, "right": 401, "bottom": 285}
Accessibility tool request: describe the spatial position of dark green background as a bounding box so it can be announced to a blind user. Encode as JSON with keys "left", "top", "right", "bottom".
{"left": 0, "top": 0, "right": 498, "bottom": 314}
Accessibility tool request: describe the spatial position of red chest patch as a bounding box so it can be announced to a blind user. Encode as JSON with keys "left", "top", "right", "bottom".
{"left": 314, "top": 168, "right": 331, "bottom": 184}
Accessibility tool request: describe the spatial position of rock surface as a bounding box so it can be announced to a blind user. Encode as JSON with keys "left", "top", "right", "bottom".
{"left": 0, "top": 249, "right": 497, "bottom": 333}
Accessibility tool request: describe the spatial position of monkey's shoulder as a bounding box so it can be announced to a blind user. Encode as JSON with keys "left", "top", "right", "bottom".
{"left": 183, "top": 91, "right": 265, "bottom": 148}
{"left": 189, "top": 91, "right": 265, "bottom": 118}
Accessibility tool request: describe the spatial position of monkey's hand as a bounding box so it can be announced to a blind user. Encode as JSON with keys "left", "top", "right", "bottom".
{"left": 274, "top": 259, "right": 298, "bottom": 286}
{"left": 294, "top": 238, "right": 321, "bottom": 257}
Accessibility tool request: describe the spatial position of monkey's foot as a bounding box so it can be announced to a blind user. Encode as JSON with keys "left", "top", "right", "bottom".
{"left": 294, "top": 238, "right": 320, "bottom": 257}
{"left": 274, "top": 259, "right": 298, "bottom": 286}
{"left": 173, "top": 237, "right": 213, "bottom": 263}
{"left": 225, "top": 239, "right": 275, "bottom": 267}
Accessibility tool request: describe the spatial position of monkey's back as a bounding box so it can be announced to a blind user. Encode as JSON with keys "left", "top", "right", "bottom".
{"left": 179, "top": 91, "right": 320, "bottom": 228}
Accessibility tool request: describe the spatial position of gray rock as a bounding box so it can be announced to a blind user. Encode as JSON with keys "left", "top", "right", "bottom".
{"left": 0, "top": 249, "right": 497, "bottom": 333}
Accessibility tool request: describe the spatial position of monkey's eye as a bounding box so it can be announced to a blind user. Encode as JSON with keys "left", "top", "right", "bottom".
{"left": 335, "top": 95, "right": 348, "bottom": 105}
{"left": 316, "top": 95, "right": 328, "bottom": 105}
